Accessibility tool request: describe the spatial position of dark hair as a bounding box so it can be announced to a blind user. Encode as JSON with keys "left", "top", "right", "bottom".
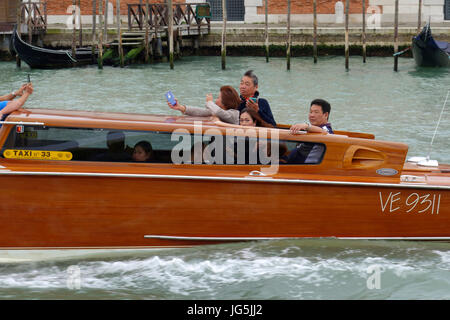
{"left": 243, "top": 70, "right": 258, "bottom": 86}
{"left": 134, "top": 140, "right": 153, "bottom": 155}
{"left": 310, "top": 99, "right": 331, "bottom": 118}
{"left": 220, "top": 85, "right": 241, "bottom": 110}
{"left": 240, "top": 108, "right": 274, "bottom": 128}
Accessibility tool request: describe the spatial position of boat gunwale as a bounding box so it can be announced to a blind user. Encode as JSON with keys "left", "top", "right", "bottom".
{"left": 0, "top": 169, "right": 448, "bottom": 190}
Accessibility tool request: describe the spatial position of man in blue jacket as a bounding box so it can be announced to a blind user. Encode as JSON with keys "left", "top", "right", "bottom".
{"left": 238, "top": 70, "right": 276, "bottom": 127}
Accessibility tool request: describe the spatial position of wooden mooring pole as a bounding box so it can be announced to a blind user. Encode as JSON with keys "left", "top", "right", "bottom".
{"left": 287, "top": 0, "right": 291, "bottom": 71}
{"left": 27, "top": 0, "right": 32, "bottom": 44}
{"left": 168, "top": 0, "right": 174, "bottom": 69}
{"left": 72, "top": 0, "right": 76, "bottom": 59}
{"left": 117, "top": 0, "right": 124, "bottom": 67}
{"left": 265, "top": 0, "right": 269, "bottom": 63}
{"left": 313, "top": 0, "right": 317, "bottom": 64}
{"left": 78, "top": 0, "right": 83, "bottom": 47}
{"left": 221, "top": 0, "right": 227, "bottom": 70}
{"left": 16, "top": 2, "right": 21, "bottom": 67}
{"left": 104, "top": 0, "right": 109, "bottom": 43}
{"left": 362, "top": 0, "right": 366, "bottom": 63}
{"left": 98, "top": 0, "right": 104, "bottom": 69}
{"left": 394, "top": 0, "right": 399, "bottom": 72}
{"left": 144, "top": 0, "right": 150, "bottom": 63}
{"left": 345, "top": 0, "right": 349, "bottom": 70}
{"left": 92, "top": 0, "right": 97, "bottom": 58}
{"left": 417, "top": 0, "right": 422, "bottom": 33}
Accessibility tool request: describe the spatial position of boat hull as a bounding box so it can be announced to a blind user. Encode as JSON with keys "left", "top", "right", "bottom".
{"left": 412, "top": 25, "right": 450, "bottom": 67}
{"left": 1, "top": 171, "right": 448, "bottom": 252}
{"left": 412, "top": 39, "right": 450, "bottom": 67}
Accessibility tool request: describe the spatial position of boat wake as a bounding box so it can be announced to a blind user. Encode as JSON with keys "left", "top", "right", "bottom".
{"left": 0, "top": 240, "right": 448, "bottom": 299}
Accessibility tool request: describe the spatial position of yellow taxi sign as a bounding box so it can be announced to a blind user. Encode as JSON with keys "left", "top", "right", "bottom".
{"left": 3, "top": 149, "right": 73, "bottom": 161}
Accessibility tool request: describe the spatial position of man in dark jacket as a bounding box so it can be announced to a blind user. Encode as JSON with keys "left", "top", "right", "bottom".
{"left": 238, "top": 70, "right": 276, "bottom": 127}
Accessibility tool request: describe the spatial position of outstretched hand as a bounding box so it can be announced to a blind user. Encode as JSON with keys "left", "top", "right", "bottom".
{"left": 167, "top": 99, "right": 186, "bottom": 113}
{"left": 23, "top": 83, "right": 33, "bottom": 95}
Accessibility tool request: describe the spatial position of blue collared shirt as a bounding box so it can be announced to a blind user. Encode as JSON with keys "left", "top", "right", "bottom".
{"left": 0, "top": 100, "right": 8, "bottom": 111}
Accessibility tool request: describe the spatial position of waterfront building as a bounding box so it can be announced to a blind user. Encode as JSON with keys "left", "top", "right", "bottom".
{"left": 37, "top": 0, "right": 450, "bottom": 25}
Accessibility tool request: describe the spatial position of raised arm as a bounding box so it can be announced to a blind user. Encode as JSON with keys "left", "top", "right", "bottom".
{"left": 0, "top": 84, "right": 27, "bottom": 101}
{"left": 0, "top": 84, "right": 33, "bottom": 115}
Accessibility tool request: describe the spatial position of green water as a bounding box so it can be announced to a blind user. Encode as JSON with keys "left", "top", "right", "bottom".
{"left": 0, "top": 56, "right": 449, "bottom": 300}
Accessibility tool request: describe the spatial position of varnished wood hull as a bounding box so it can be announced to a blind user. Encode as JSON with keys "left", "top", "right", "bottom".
{"left": 1, "top": 171, "right": 448, "bottom": 252}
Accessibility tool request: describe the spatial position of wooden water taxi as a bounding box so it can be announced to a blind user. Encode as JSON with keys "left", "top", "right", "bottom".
{"left": 0, "top": 108, "right": 448, "bottom": 261}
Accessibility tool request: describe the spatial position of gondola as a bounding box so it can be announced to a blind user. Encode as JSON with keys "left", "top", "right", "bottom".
{"left": 412, "top": 23, "right": 450, "bottom": 67}
{"left": 11, "top": 25, "right": 95, "bottom": 69}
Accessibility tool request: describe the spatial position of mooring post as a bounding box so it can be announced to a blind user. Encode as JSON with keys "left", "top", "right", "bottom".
{"left": 16, "top": 2, "right": 21, "bottom": 67}
{"left": 265, "top": 0, "right": 269, "bottom": 63}
{"left": 287, "top": 0, "right": 291, "bottom": 70}
{"left": 117, "top": 0, "right": 124, "bottom": 67}
{"left": 92, "top": 0, "right": 97, "bottom": 59}
{"left": 313, "top": 0, "right": 317, "bottom": 63}
{"left": 144, "top": 0, "right": 150, "bottom": 63}
{"left": 139, "top": 0, "right": 143, "bottom": 30}
{"left": 98, "top": 0, "right": 104, "bottom": 69}
{"left": 78, "top": 0, "right": 83, "bottom": 47}
{"left": 417, "top": 0, "right": 422, "bottom": 33}
{"left": 155, "top": 4, "right": 162, "bottom": 57}
{"left": 362, "top": 0, "right": 366, "bottom": 63}
{"left": 345, "top": 0, "right": 349, "bottom": 70}
{"left": 168, "top": 0, "right": 174, "bottom": 69}
{"left": 221, "top": 0, "right": 227, "bottom": 70}
{"left": 394, "top": 0, "right": 399, "bottom": 72}
{"left": 28, "top": 0, "right": 32, "bottom": 44}
{"left": 72, "top": 0, "right": 76, "bottom": 59}
{"left": 104, "top": 0, "right": 109, "bottom": 43}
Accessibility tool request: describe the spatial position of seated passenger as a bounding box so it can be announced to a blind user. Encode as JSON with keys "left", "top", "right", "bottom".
{"left": 289, "top": 99, "right": 333, "bottom": 134}
{"left": 168, "top": 86, "right": 241, "bottom": 124}
{"left": 93, "top": 131, "right": 132, "bottom": 162}
{"left": 239, "top": 107, "right": 274, "bottom": 128}
{"left": 132, "top": 140, "right": 154, "bottom": 162}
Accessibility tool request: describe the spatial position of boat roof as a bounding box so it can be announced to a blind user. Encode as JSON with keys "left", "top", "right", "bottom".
{"left": 5, "top": 108, "right": 219, "bottom": 126}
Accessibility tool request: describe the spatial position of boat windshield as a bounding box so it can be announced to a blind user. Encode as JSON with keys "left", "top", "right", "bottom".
{"left": 0, "top": 125, "right": 326, "bottom": 165}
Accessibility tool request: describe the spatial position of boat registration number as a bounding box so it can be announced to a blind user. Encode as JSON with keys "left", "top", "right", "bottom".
{"left": 3, "top": 149, "right": 73, "bottom": 161}
{"left": 379, "top": 191, "right": 441, "bottom": 215}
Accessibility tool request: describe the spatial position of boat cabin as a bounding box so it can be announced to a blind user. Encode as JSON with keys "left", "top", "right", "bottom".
{"left": 0, "top": 108, "right": 409, "bottom": 182}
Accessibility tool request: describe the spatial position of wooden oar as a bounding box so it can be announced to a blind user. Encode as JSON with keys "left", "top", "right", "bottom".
{"left": 393, "top": 47, "right": 411, "bottom": 57}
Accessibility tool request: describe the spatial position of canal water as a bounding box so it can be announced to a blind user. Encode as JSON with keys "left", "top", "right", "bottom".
{"left": 0, "top": 56, "right": 449, "bottom": 300}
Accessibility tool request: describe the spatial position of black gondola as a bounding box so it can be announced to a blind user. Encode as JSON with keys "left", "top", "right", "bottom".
{"left": 412, "top": 23, "right": 450, "bottom": 67}
{"left": 11, "top": 26, "right": 95, "bottom": 69}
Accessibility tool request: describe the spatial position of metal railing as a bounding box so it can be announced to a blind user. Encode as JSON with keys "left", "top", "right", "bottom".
{"left": 127, "top": 3, "right": 210, "bottom": 32}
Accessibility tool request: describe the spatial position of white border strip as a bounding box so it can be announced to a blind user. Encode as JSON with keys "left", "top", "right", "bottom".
{"left": 0, "top": 170, "right": 449, "bottom": 190}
